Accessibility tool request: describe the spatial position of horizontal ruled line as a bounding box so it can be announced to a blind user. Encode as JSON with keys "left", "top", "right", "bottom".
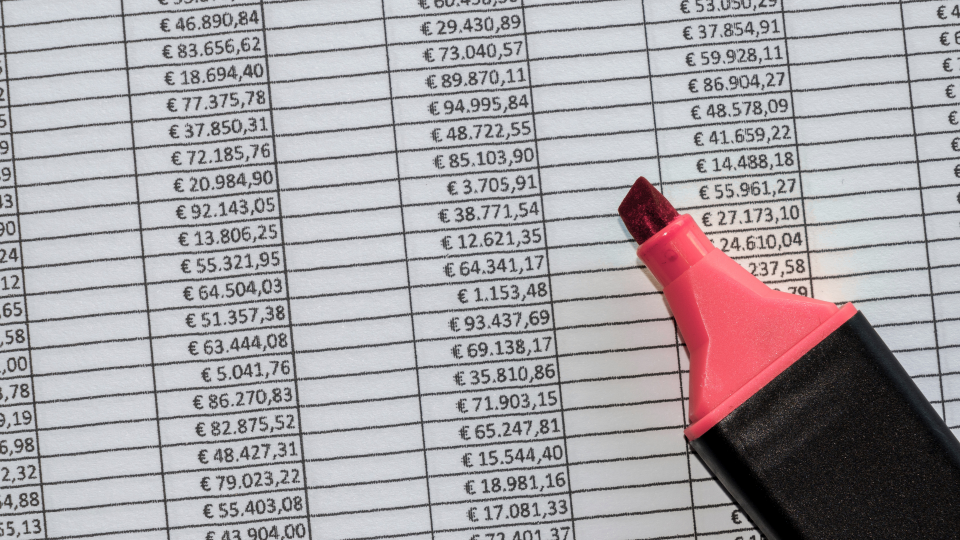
{"left": 0, "top": 2, "right": 954, "bottom": 537}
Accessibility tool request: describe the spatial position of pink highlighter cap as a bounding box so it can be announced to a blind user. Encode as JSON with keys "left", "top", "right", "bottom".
{"left": 620, "top": 177, "right": 960, "bottom": 537}
{"left": 637, "top": 214, "right": 713, "bottom": 287}
{"left": 619, "top": 177, "right": 850, "bottom": 437}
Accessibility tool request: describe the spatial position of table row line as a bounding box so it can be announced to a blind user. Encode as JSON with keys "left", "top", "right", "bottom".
{"left": 7, "top": 79, "right": 958, "bottom": 133}
{"left": 0, "top": 241, "right": 950, "bottom": 306}
{"left": 0, "top": 159, "right": 953, "bottom": 208}
{"left": 0, "top": 362, "right": 949, "bottom": 430}
{"left": 0, "top": 0, "right": 949, "bottom": 52}
{"left": 0, "top": 195, "right": 952, "bottom": 244}
{"left": 3, "top": 140, "right": 959, "bottom": 195}
{"left": 6, "top": 53, "right": 959, "bottom": 108}
{"left": 5, "top": 23, "right": 957, "bottom": 82}
{"left": 0, "top": 213, "right": 951, "bottom": 270}
{"left": 1, "top": 0, "right": 946, "bottom": 26}
{"left": 4, "top": 108, "right": 960, "bottom": 160}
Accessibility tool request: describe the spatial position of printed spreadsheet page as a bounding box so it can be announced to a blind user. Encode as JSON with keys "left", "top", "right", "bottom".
{"left": 0, "top": 0, "right": 955, "bottom": 539}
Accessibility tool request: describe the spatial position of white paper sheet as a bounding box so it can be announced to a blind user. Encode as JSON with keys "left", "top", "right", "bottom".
{"left": 0, "top": 0, "right": 956, "bottom": 538}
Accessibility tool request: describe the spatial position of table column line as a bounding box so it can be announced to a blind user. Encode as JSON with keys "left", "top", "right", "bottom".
{"left": 896, "top": 0, "right": 946, "bottom": 420}
{"left": 638, "top": 5, "right": 700, "bottom": 535}
{"left": 379, "top": 1, "right": 437, "bottom": 537}
{"left": 0, "top": 2, "right": 50, "bottom": 537}
{"left": 778, "top": 3, "right": 818, "bottom": 300}
{"left": 256, "top": 2, "right": 318, "bottom": 535}
{"left": 118, "top": 1, "right": 172, "bottom": 535}
{"left": 518, "top": 2, "right": 579, "bottom": 537}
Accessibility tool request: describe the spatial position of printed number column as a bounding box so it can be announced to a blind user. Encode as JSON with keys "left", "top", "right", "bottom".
{"left": 122, "top": 1, "right": 310, "bottom": 538}
{"left": 902, "top": 0, "right": 960, "bottom": 430}
{"left": 5, "top": 1, "right": 169, "bottom": 538}
{"left": 385, "top": 2, "right": 575, "bottom": 538}
{"left": 0, "top": 13, "right": 44, "bottom": 540}
{"left": 645, "top": 0, "right": 799, "bottom": 537}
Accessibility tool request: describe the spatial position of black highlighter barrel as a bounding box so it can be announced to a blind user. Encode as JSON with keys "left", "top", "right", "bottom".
{"left": 690, "top": 312, "right": 960, "bottom": 539}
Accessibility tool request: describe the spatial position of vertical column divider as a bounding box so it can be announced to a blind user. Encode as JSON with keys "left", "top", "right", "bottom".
{"left": 0, "top": 2, "right": 50, "bottom": 536}
{"left": 778, "top": 3, "right": 817, "bottom": 300}
{"left": 117, "top": 1, "right": 171, "bottom": 536}
{"left": 378, "top": 2, "right": 436, "bottom": 538}
{"left": 638, "top": 2, "right": 698, "bottom": 535}
{"left": 897, "top": 0, "right": 945, "bottom": 419}
{"left": 255, "top": 2, "right": 316, "bottom": 537}
{"left": 517, "top": 2, "right": 578, "bottom": 537}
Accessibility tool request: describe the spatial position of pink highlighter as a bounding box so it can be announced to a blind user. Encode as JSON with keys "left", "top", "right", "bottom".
{"left": 619, "top": 177, "right": 960, "bottom": 538}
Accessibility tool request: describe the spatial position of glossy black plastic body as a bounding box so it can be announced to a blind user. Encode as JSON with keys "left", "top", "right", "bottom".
{"left": 691, "top": 312, "right": 960, "bottom": 539}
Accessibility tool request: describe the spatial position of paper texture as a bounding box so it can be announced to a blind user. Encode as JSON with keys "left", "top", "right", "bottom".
{"left": 0, "top": 0, "right": 955, "bottom": 539}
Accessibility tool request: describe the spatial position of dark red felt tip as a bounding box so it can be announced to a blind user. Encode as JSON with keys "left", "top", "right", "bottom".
{"left": 618, "top": 177, "right": 679, "bottom": 245}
